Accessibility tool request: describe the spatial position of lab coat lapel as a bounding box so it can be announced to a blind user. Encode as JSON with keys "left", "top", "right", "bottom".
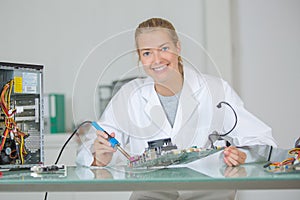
{"left": 141, "top": 78, "right": 171, "bottom": 134}
{"left": 173, "top": 67, "right": 202, "bottom": 148}
{"left": 178, "top": 81, "right": 200, "bottom": 127}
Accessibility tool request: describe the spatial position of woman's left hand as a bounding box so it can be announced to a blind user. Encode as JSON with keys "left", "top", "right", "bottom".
{"left": 223, "top": 146, "right": 247, "bottom": 167}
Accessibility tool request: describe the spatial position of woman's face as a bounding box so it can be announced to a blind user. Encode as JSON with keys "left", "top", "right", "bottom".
{"left": 137, "top": 30, "right": 181, "bottom": 84}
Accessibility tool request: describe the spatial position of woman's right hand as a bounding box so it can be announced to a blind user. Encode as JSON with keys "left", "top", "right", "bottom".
{"left": 92, "top": 131, "right": 117, "bottom": 166}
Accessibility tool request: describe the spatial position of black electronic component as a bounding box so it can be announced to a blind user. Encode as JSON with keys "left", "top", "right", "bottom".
{"left": 146, "top": 138, "right": 177, "bottom": 156}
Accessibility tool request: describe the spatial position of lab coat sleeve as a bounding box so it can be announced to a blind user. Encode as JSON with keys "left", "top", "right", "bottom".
{"left": 222, "top": 81, "right": 278, "bottom": 146}
{"left": 75, "top": 127, "right": 96, "bottom": 167}
{"left": 75, "top": 118, "right": 129, "bottom": 167}
{"left": 222, "top": 81, "right": 278, "bottom": 163}
{"left": 231, "top": 106, "right": 277, "bottom": 147}
{"left": 75, "top": 88, "right": 130, "bottom": 167}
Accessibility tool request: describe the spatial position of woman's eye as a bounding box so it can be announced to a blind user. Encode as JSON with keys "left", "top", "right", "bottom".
{"left": 142, "top": 51, "right": 151, "bottom": 57}
{"left": 161, "top": 47, "right": 169, "bottom": 51}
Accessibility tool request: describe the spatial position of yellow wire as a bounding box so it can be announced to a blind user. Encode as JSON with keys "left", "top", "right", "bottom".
{"left": 1, "top": 84, "right": 9, "bottom": 116}
{"left": 288, "top": 148, "right": 300, "bottom": 155}
{"left": 3, "top": 83, "right": 9, "bottom": 108}
{"left": 20, "top": 136, "right": 24, "bottom": 164}
{"left": 7, "top": 80, "right": 13, "bottom": 108}
{"left": 2, "top": 80, "right": 28, "bottom": 165}
{"left": 281, "top": 157, "right": 295, "bottom": 165}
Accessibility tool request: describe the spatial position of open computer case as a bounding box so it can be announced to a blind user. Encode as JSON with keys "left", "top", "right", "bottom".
{"left": 0, "top": 62, "right": 44, "bottom": 168}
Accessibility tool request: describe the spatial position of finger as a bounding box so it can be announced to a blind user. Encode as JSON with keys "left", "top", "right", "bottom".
{"left": 96, "top": 131, "right": 116, "bottom": 138}
{"left": 224, "top": 166, "right": 234, "bottom": 176}
{"left": 96, "top": 132, "right": 116, "bottom": 147}
{"left": 96, "top": 148, "right": 116, "bottom": 155}
{"left": 225, "top": 155, "right": 239, "bottom": 167}
{"left": 224, "top": 157, "right": 234, "bottom": 167}
{"left": 224, "top": 166, "right": 239, "bottom": 177}
{"left": 224, "top": 147, "right": 236, "bottom": 157}
{"left": 228, "top": 167, "right": 239, "bottom": 177}
{"left": 96, "top": 131, "right": 116, "bottom": 144}
{"left": 224, "top": 147, "right": 246, "bottom": 164}
{"left": 225, "top": 146, "right": 239, "bottom": 155}
{"left": 223, "top": 149, "right": 231, "bottom": 166}
{"left": 229, "top": 148, "right": 247, "bottom": 163}
{"left": 96, "top": 135, "right": 112, "bottom": 147}
{"left": 96, "top": 130, "right": 109, "bottom": 139}
{"left": 225, "top": 152, "right": 243, "bottom": 166}
{"left": 94, "top": 139, "right": 115, "bottom": 151}
{"left": 224, "top": 152, "right": 239, "bottom": 166}
{"left": 224, "top": 148, "right": 239, "bottom": 162}
{"left": 94, "top": 144, "right": 115, "bottom": 152}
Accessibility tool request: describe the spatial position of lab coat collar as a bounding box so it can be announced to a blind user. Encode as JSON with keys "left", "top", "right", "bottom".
{"left": 183, "top": 66, "right": 205, "bottom": 95}
{"left": 140, "top": 67, "right": 204, "bottom": 132}
{"left": 140, "top": 67, "right": 204, "bottom": 101}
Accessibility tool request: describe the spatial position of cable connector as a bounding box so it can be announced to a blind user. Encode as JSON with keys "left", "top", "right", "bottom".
{"left": 30, "top": 164, "right": 65, "bottom": 174}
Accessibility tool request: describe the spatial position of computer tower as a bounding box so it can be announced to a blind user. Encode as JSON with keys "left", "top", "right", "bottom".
{"left": 0, "top": 62, "right": 44, "bottom": 167}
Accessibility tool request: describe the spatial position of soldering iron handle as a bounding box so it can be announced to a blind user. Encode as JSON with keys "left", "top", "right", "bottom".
{"left": 91, "top": 121, "right": 107, "bottom": 134}
{"left": 91, "top": 121, "right": 120, "bottom": 147}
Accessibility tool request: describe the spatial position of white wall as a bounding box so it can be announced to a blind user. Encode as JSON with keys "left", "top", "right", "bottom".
{"left": 231, "top": 1, "right": 300, "bottom": 199}
{"left": 1, "top": 0, "right": 300, "bottom": 199}
{"left": 231, "top": 0, "right": 300, "bottom": 149}
{"left": 204, "top": 0, "right": 233, "bottom": 85}
{"left": 0, "top": 0, "right": 205, "bottom": 131}
{"left": 1, "top": 0, "right": 298, "bottom": 149}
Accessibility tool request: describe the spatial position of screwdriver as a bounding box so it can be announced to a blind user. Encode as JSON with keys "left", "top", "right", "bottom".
{"left": 91, "top": 121, "right": 131, "bottom": 160}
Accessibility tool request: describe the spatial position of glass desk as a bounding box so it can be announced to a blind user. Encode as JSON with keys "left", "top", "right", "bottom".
{"left": 0, "top": 162, "right": 299, "bottom": 192}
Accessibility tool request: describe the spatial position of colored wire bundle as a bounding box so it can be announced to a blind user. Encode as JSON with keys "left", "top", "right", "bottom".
{"left": 0, "top": 80, "right": 28, "bottom": 164}
{"left": 266, "top": 147, "right": 300, "bottom": 173}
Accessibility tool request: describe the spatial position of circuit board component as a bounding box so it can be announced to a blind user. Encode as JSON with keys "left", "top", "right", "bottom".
{"left": 129, "top": 138, "right": 222, "bottom": 168}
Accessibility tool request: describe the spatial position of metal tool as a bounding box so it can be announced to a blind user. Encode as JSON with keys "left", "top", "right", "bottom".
{"left": 91, "top": 121, "right": 131, "bottom": 160}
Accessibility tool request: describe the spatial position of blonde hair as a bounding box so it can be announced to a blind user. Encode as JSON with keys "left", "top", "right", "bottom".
{"left": 135, "top": 18, "right": 183, "bottom": 74}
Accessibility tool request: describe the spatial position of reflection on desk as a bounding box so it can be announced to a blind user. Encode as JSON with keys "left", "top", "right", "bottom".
{"left": 0, "top": 162, "right": 299, "bottom": 192}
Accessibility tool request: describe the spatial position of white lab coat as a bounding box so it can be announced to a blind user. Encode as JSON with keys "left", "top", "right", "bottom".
{"left": 76, "top": 66, "right": 277, "bottom": 167}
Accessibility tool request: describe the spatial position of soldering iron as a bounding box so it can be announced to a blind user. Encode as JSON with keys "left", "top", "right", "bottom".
{"left": 43, "top": 121, "right": 131, "bottom": 200}
{"left": 91, "top": 121, "right": 131, "bottom": 160}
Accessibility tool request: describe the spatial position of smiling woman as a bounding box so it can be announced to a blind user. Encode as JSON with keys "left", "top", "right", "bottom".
{"left": 136, "top": 24, "right": 183, "bottom": 96}
{"left": 135, "top": 18, "right": 183, "bottom": 89}
{"left": 76, "top": 17, "right": 278, "bottom": 200}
